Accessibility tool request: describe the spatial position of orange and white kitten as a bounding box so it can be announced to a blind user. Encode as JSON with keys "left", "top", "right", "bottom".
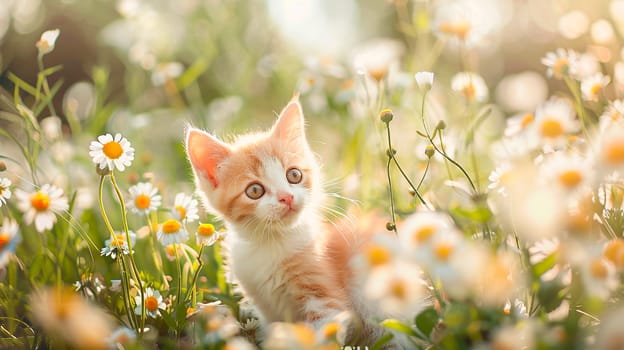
{"left": 186, "top": 98, "right": 404, "bottom": 347}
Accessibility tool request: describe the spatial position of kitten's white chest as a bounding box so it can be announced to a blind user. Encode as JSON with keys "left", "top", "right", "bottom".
{"left": 228, "top": 237, "right": 302, "bottom": 322}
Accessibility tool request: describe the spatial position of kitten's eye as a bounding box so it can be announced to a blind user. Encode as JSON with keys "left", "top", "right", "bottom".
{"left": 286, "top": 168, "right": 303, "bottom": 184}
{"left": 245, "top": 183, "right": 265, "bottom": 200}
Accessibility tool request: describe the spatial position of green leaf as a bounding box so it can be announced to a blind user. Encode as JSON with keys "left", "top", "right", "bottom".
{"left": 177, "top": 57, "right": 209, "bottom": 90}
{"left": 159, "top": 308, "right": 176, "bottom": 329}
{"left": 380, "top": 318, "right": 419, "bottom": 337}
{"left": 33, "top": 79, "right": 64, "bottom": 117}
{"left": 531, "top": 251, "right": 559, "bottom": 278}
{"left": 415, "top": 307, "right": 439, "bottom": 338}
{"left": 370, "top": 332, "right": 394, "bottom": 350}
{"left": 450, "top": 206, "right": 492, "bottom": 223}
{"left": 537, "top": 279, "right": 566, "bottom": 313}
{"left": 7, "top": 72, "right": 37, "bottom": 97}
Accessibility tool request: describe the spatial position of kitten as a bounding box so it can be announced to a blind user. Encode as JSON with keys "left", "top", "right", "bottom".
{"left": 185, "top": 97, "right": 406, "bottom": 347}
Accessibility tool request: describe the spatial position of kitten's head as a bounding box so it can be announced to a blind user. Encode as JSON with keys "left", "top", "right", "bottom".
{"left": 185, "top": 98, "right": 320, "bottom": 238}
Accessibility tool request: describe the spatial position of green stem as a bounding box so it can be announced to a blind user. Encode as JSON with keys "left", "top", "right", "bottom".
{"left": 36, "top": 54, "right": 57, "bottom": 116}
{"left": 109, "top": 172, "right": 146, "bottom": 334}
{"left": 385, "top": 148, "right": 398, "bottom": 234}
{"left": 564, "top": 76, "right": 589, "bottom": 139}
{"left": 184, "top": 245, "right": 205, "bottom": 304}
{"left": 416, "top": 159, "right": 431, "bottom": 192}
{"left": 98, "top": 175, "right": 136, "bottom": 329}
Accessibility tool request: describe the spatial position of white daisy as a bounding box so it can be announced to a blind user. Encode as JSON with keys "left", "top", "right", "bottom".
{"left": 538, "top": 151, "right": 593, "bottom": 196}
{"left": 352, "top": 38, "right": 404, "bottom": 82}
{"left": 127, "top": 182, "right": 161, "bottom": 215}
{"left": 451, "top": 72, "right": 489, "bottom": 102}
{"left": 157, "top": 219, "right": 189, "bottom": 246}
{"left": 503, "top": 112, "right": 535, "bottom": 137}
{"left": 0, "top": 177, "right": 11, "bottom": 207}
{"left": 579, "top": 254, "right": 618, "bottom": 299}
{"left": 134, "top": 287, "right": 166, "bottom": 318}
{"left": 541, "top": 48, "right": 579, "bottom": 80}
{"left": 0, "top": 218, "right": 20, "bottom": 268}
{"left": 196, "top": 222, "right": 219, "bottom": 246}
{"left": 398, "top": 211, "right": 458, "bottom": 259}
{"left": 414, "top": 71, "right": 434, "bottom": 92}
{"left": 595, "top": 124, "right": 624, "bottom": 177}
{"left": 107, "top": 327, "right": 136, "bottom": 348}
{"left": 529, "top": 98, "right": 579, "bottom": 148}
{"left": 163, "top": 243, "right": 196, "bottom": 262}
{"left": 580, "top": 72, "right": 610, "bottom": 102}
{"left": 171, "top": 192, "right": 199, "bottom": 223}
{"left": 599, "top": 99, "right": 624, "bottom": 131}
{"left": 36, "top": 29, "right": 60, "bottom": 55}
{"left": 364, "top": 261, "right": 427, "bottom": 318}
{"left": 100, "top": 231, "right": 136, "bottom": 260}
{"left": 89, "top": 133, "right": 135, "bottom": 172}
{"left": 16, "top": 184, "right": 69, "bottom": 232}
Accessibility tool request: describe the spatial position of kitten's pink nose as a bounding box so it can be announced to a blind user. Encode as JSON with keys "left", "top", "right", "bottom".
{"left": 278, "top": 192, "right": 294, "bottom": 207}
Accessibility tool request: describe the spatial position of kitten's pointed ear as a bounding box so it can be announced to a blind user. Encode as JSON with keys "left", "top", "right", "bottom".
{"left": 185, "top": 128, "right": 231, "bottom": 188}
{"left": 271, "top": 96, "right": 306, "bottom": 145}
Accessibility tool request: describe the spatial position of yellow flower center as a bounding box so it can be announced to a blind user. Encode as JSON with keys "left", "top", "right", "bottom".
{"left": 162, "top": 219, "right": 181, "bottom": 234}
{"left": 293, "top": 324, "right": 316, "bottom": 346}
{"left": 553, "top": 58, "right": 569, "bottom": 78}
{"left": 322, "top": 322, "right": 340, "bottom": 339}
{"left": 0, "top": 187, "right": 4, "bottom": 196}
{"left": 165, "top": 244, "right": 177, "bottom": 256}
{"left": 604, "top": 239, "right": 624, "bottom": 266}
{"left": 0, "top": 233, "right": 10, "bottom": 250}
{"left": 134, "top": 194, "right": 151, "bottom": 210}
{"left": 462, "top": 82, "right": 476, "bottom": 100}
{"left": 590, "top": 84, "right": 602, "bottom": 97}
{"left": 30, "top": 191, "right": 50, "bottom": 211}
{"left": 521, "top": 113, "right": 534, "bottom": 128}
{"left": 540, "top": 118, "right": 564, "bottom": 138}
{"left": 389, "top": 279, "right": 407, "bottom": 300}
{"left": 369, "top": 68, "right": 388, "bottom": 82}
{"left": 186, "top": 307, "right": 195, "bottom": 315}
{"left": 434, "top": 242, "right": 454, "bottom": 261}
{"left": 197, "top": 223, "right": 215, "bottom": 237}
{"left": 365, "top": 245, "right": 390, "bottom": 266}
{"left": 145, "top": 296, "right": 159, "bottom": 312}
{"left": 439, "top": 21, "right": 471, "bottom": 39}
{"left": 558, "top": 170, "right": 583, "bottom": 188}
{"left": 110, "top": 234, "right": 126, "bottom": 247}
{"left": 590, "top": 259, "right": 609, "bottom": 279}
{"left": 174, "top": 205, "right": 186, "bottom": 220}
{"left": 102, "top": 141, "right": 123, "bottom": 159}
{"left": 604, "top": 139, "right": 624, "bottom": 165}
{"left": 413, "top": 224, "right": 437, "bottom": 243}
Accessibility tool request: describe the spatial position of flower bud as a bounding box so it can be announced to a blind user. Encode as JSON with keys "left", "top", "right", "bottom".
{"left": 386, "top": 222, "right": 396, "bottom": 231}
{"left": 386, "top": 148, "right": 397, "bottom": 157}
{"left": 36, "top": 29, "right": 60, "bottom": 56}
{"left": 425, "top": 145, "right": 435, "bottom": 158}
{"left": 414, "top": 71, "right": 434, "bottom": 92}
{"left": 379, "top": 109, "right": 394, "bottom": 123}
{"left": 435, "top": 120, "right": 447, "bottom": 130}
{"left": 0, "top": 161, "right": 6, "bottom": 172}
{"left": 96, "top": 164, "right": 111, "bottom": 176}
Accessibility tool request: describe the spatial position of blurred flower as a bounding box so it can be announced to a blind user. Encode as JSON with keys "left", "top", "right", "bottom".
{"left": 100, "top": 231, "right": 136, "bottom": 259}
{"left": 16, "top": 184, "right": 69, "bottom": 233}
{"left": 41, "top": 116, "right": 63, "bottom": 141}
{"left": 490, "top": 321, "right": 535, "bottom": 350}
{"left": 135, "top": 287, "right": 166, "bottom": 318}
{"left": 495, "top": 71, "right": 548, "bottom": 113}
{"left": 0, "top": 218, "right": 20, "bottom": 268}
{"left": 30, "top": 287, "right": 114, "bottom": 349}
{"left": 107, "top": 327, "right": 136, "bottom": 349}
{"left": 595, "top": 124, "right": 624, "bottom": 176}
{"left": 595, "top": 305, "right": 624, "bottom": 350}
{"left": 157, "top": 219, "right": 189, "bottom": 246}
{"left": 352, "top": 38, "right": 404, "bottom": 82}
{"left": 196, "top": 222, "right": 219, "bottom": 246}
{"left": 603, "top": 238, "right": 624, "bottom": 270}
{"left": 600, "top": 99, "right": 624, "bottom": 130}
{"left": 558, "top": 10, "right": 590, "bottom": 40}
{"left": 0, "top": 177, "right": 11, "bottom": 207}
{"left": 542, "top": 48, "right": 579, "bottom": 80}
{"left": 398, "top": 211, "right": 458, "bottom": 257}
{"left": 171, "top": 192, "right": 199, "bottom": 223}
{"left": 528, "top": 98, "right": 579, "bottom": 148}
{"left": 451, "top": 72, "right": 488, "bottom": 102}
{"left": 591, "top": 19, "right": 615, "bottom": 44}
{"left": 414, "top": 71, "right": 434, "bottom": 92}
{"left": 264, "top": 322, "right": 321, "bottom": 350}
{"left": 364, "top": 260, "right": 427, "bottom": 318}
{"left": 151, "top": 62, "right": 184, "bottom": 86}
{"left": 581, "top": 73, "right": 610, "bottom": 102}
{"left": 574, "top": 52, "right": 601, "bottom": 80}
{"left": 538, "top": 151, "right": 593, "bottom": 196}
{"left": 579, "top": 254, "right": 618, "bottom": 299}
{"left": 36, "top": 29, "right": 60, "bottom": 55}
{"left": 127, "top": 182, "right": 161, "bottom": 215}
{"left": 89, "top": 133, "right": 135, "bottom": 172}
{"left": 163, "top": 243, "right": 183, "bottom": 261}
{"left": 504, "top": 112, "right": 535, "bottom": 137}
